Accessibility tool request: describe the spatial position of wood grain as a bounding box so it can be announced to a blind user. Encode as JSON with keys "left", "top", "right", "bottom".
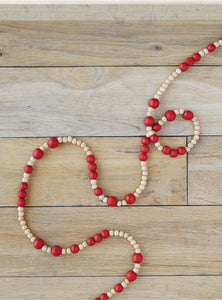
{"left": 1, "top": 276, "right": 222, "bottom": 299}
{"left": 0, "top": 66, "right": 222, "bottom": 137}
{"left": 188, "top": 136, "right": 222, "bottom": 205}
{"left": 0, "top": 137, "right": 186, "bottom": 207}
{"left": 1, "top": 207, "right": 222, "bottom": 276}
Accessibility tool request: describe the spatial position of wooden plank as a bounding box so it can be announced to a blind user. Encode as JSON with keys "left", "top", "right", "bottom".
{"left": 1, "top": 207, "right": 222, "bottom": 276}
{"left": 0, "top": 4, "right": 222, "bottom": 67}
{"left": 188, "top": 136, "right": 222, "bottom": 205}
{"left": 0, "top": 67, "right": 221, "bottom": 137}
{"left": 1, "top": 5, "right": 222, "bottom": 21}
{"left": 1, "top": 276, "right": 222, "bottom": 299}
{"left": 0, "top": 137, "right": 186, "bottom": 207}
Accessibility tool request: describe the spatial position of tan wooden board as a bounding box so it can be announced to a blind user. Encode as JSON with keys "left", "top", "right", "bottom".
{"left": 0, "top": 66, "right": 222, "bottom": 137}
{"left": 1, "top": 207, "right": 222, "bottom": 276}
{"left": 0, "top": 137, "right": 186, "bottom": 207}
{"left": 188, "top": 136, "right": 222, "bottom": 205}
{"left": 1, "top": 276, "right": 222, "bottom": 300}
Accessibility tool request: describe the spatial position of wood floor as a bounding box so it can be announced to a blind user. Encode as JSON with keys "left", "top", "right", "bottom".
{"left": 0, "top": 4, "right": 221, "bottom": 300}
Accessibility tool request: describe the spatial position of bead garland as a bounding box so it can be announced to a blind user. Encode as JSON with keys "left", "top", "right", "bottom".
{"left": 17, "top": 40, "right": 222, "bottom": 300}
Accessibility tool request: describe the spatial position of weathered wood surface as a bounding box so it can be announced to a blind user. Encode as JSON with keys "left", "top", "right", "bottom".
{"left": 0, "top": 207, "right": 222, "bottom": 276}
{"left": 0, "top": 137, "right": 186, "bottom": 207}
{"left": 188, "top": 136, "right": 222, "bottom": 205}
{"left": 0, "top": 67, "right": 222, "bottom": 137}
{"left": 1, "top": 276, "right": 222, "bottom": 300}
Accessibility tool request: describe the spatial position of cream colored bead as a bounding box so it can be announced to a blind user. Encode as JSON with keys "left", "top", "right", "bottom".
{"left": 155, "top": 142, "right": 160, "bottom": 147}
{"left": 174, "top": 109, "right": 179, "bottom": 115}
{"left": 130, "top": 240, "right": 136, "bottom": 245}
{"left": 67, "top": 136, "right": 72, "bottom": 142}
{"left": 203, "top": 48, "right": 208, "bottom": 54}
{"left": 135, "top": 263, "right": 141, "bottom": 268}
{"left": 24, "top": 229, "right": 30, "bottom": 235}
{"left": 87, "top": 151, "right": 92, "bottom": 155}
{"left": 162, "top": 82, "right": 168, "bottom": 88}
{"left": 17, "top": 207, "right": 24, "bottom": 212}
{"left": 30, "top": 156, "right": 35, "bottom": 162}
{"left": 125, "top": 279, "right": 130, "bottom": 285}
{"left": 193, "top": 121, "right": 199, "bottom": 126}
{"left": 142, "top": 176, "right": 147, "bottom": 181}
{"left": 127, "top": 236, "right": 133, "bottom": 242}
{"left": 134, "top": 192, "right": 139, "bottom": 198}
{"left": 162, "top": 116, "right": 167, "bottom": 122}
{"left": 199, "top": 50, "right": 204, "bottom": 56}
{"left": 18, "top": 216, "right": 24, "bottom": 221}
{"left": 188, "top": 143, "right": 193, "bottom": 148}
{"left": 122, "top": 200, "right": 127, "bottom": 205}
{"left": 58, "top": 137, "right": 63, "bottom": 143}
{"left": 219, "top": 40, "right": 222, "bottom": 45}
{"left": 119, "top": 231, "right": 124, "bottom": 237}
{"left": 22, "top": 177, "right": 28, "bottom": 182}
{"left": 136, "top": 188, "right": 141, "bottom": 194}
{"left": 160, "top": 87, "right": 166, "bottom": 93}
{"left": 72, "top": 138, "right": 77, "bottom": 144}
{"left": 141, "top": 181, "right": 146, "bottom": 186}
{"left": 135, "top": 247, "right": 141, "bottom": 252}
{"left": 84, "top": 146, "right": 89, "bottom": 152}
{"left": 62, "top": 248, "right": 66, "bottom": 255}
{"left": 157, "top": 90, "right": 163, "bottom": 96}
{"left": 195, "top": 126, "right": 200, "bottom": 130}
{"left": 103, "top": 197, "right": 108, "bottom": 204}
{"left": 23, "top": 173, "right": 29, "bottom": 178}
{"left": 22, "top": 225, "right": 27, "bottom": 230}
{"left": 107, "top": 292, "right": 112, "bottom": 297}
{"left": 139, "top": 185, "right": 145, "bottom": 190}
{"left": 147, "top": 130, "right": 154, "bottom": 137}
{"left": 179, "top": 108, "right": 184, "bottom": 115}
{"left": 214, "top": 41, "right": 219, "bottom": 47}
{"left": 82, "top": 241, "right": 87, "bottom": 248}
{"left": 192, "top": 117, "right": 197, "bottom": 121}
{"left": 92, "top": 184, "right": 97, "bottom": 189}
{"left": 63, "top": 137, "right": 68, "bottom": 143}
{"left": 154, "top": 95, "right": 160, "bottom": 99}
{"left": 99, "top": 195, "right": 104, "bottom": 200}
{"left": 146, "top": 126, "right": 152, "bottom": 131}
{"left": 81, "top": 142, "right": 86, "bottom": 148}
{"left": 165, "top": 79, "right": 171, "bottom": 85}
{"left": 133, "top": 268, "right": 139, "bottom": 273}
{"left": 158, "top": 146, "right": 163, "bottom": 151}
{"left": 158, "top": 120, "right": 164, "bottom": 125}
{"left": 27, "top": 233, "right": 33, "bottom": 239}
{"left": 121, "top": 282, "right": 127, "bottom": 288}
{"left": 194, "top": 131, "right": 199, "bottom": 135}
{"left": 143, "top": 171, "right": 148, "bottom": 175}
{"left": 117, "top": 201, "right": 122, "bottom": 206}
{"left": 148, "top": 107, "right": 153, "bottom": 112}
{"left": 43, "top": 142, "right": 48, "bottom": 148}
{"left": 67, "top": 248, "right": 71, "bottom": 254}
{"left": 40, "top": 146, "right": 44, "bottom": 151}
{"left": 111, "top": 289, "right": 116, "bottom": 295}
{"left": 114, "top": 230, "right": 119, "bottom": 236}
{"left": 109, "top": 230, "right": 114, "bottom": 236}
{"left": 124, "top": 232, "right": 129, "bottom": 239}
{"left": 176, "top": 68, "right": 182, "bottom": 74}
{"left": 18, "top": 211, "right": 24, "bottom": 217}
{"left": 77, "top": 140, "right": 81, "bottom": 146}
{"left": 42, "top": 245, "right": 47, "bottom": 252}
{"left": 47, "top": 247, "right": 51, "bottom": 254}
{"left": 169, "top": 74, "right": 175, "bottom": 80}
{"left": 79, "top": 244, "right": 84, "bottom": 250}
{"left": 27, "top": 160, "right": 33, "bottom": 166}
{"left": 194, "top": 135, "right": 199, "bottom": 140}
{"left": 186, "top": 147, "right": 190, "bottom": 152}
{"left": 31, "top": 236, "right": 36, "bottom": 243}
{"left": 141, "top": 161, "right": 146, "bottom": 166}
{"left": 146, "top": 111, "right": 152, "bottom": 116}
{"left": 20, "top": 220, "right": 26, "bottom": 225}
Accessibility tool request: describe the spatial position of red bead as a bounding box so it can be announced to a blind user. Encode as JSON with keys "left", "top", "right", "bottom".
{"left": 17, "top": 190, "right": 26, "bottom": 198}
{"left": 115, "top": 283, "right": 123, "bottom": 293}
{"left": 51, "top": 245, "right": 62, "bottom": 256}
{"left": 86, "top": 155, "right": 95, "bottom": 163}
{"left": 183, "top": 110, "right": 194, "bottom": 120}
{"left": 153, "top": 123, "right": 161, "bottom": 132}
{"left": 48, "top": 137, "right": 59, "bottom": 148}
{"left": 33, "top": 238, "right": 44, "bottom": 249}
{"left": 100, "top": 294, "right": 109, "bottom": 300}
{"left": 17, "top": 198, "right": 26, "bottom": 207}
{"left": 94, "top": 298, "right": 100, "bottom": 300}
{"left": 150, "top": 134, "right": 159, "bottom": 143}
{"left": 71, "top": 244, "right": 79, "bottom": 253}
{"left": 107, "top": 196, "right": 118, "bottom": 207}
{"left": 192, "top": 52, "right": 201, "bottom": 62}
{"left": 94, "top": 187, "right": 103, "bottom": 196}
{"left": 170, "top": 149, "right": 178, "bottom": 158}
{"left": 86, "top": 237, "right": 95, "bottom": 246}
{"left": 101, "top": 230, "right": 110, "bottom": 239}
{"left": 207, "top": 43, "right": 216, "bottom": 52}
{"left": 165, "top": 110, "right": 176, "bottom": 121}
{"left": 178, "top": 147, "right": 186, "bottom": 155}
{"left": 125, "top": 193, "right": 136, "bottom": 205}
{"left": 140, "top": 145, "right": 150, "bottom": 154}
{"left": 20, "top": 182, "right": 28, "bottom": 190}
{"left": 144, "top": 116, "right": 155, "bottom": 126}
{"left": 89, "top": 171, "right": 98, "bottom": 179}
{"left": 148, "top": 98, "right": 159, "bottom": 109}
{"left": 162, "top": 146, "right": 171, "bottom": 155}
{"left": 132, "top": 253, "right": 143, "bottom": 263}
{"left": 139, "top": 153, "right": 148, "bottom": 161}
{"left": 185, "top": 57, "right": 195, "bottom": 66}
{"left": 94, "top": 234, "right": 103, "bottom": 243}
{"left": 126, "top": 270, "right": 137, "bottom": 282}
{"left": 33, "top": 148, "right": 44, "bottom": 160}
{"left": 141, "top": 136, "right": 150, "bottom": 145}
{"left": 88, "top": 163, "right": 97, "bottom": 171}
{"left": 179, "top": 62, "right": 188, "bottom": 72}
{"left": 24, "top": 165, "right": 33, "bottom": 174}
